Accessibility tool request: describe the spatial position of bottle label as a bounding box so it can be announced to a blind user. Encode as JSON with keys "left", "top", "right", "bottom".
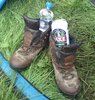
{"left": 40, "top": 20, "right": 46, "bottom": 29}
{"left": 52, "top": 29, "right": 67, "bottom": 46}
{"left": 39, "top": 20, "right": 49, "bottom": 32}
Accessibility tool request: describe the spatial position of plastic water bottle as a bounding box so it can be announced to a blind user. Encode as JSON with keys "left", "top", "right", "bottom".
{"left": 51, "top": 19, "right": 69, "bottom": 47}
{"left": 39, "top": 2, "right": 54, "bottom": 32}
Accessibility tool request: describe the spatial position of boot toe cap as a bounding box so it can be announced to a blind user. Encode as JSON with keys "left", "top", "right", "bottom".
{"left": 10, "top": 53, "right": 30, "bottom": 70}
{"left": 56, "top": 73, "right": 81, "bottom": 96}
{"left": 58, "top": 79, "right": 80, "bottom": 96}
{"left": 55, "top": 67, "right": 81, "bottom": 96}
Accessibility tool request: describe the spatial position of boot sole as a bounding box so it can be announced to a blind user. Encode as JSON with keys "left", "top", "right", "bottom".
{"left": 10, "top": 63, "right": 29, "bottom": 72}
{"left": 58, "top": 85, "right": 81, "bottom": 98}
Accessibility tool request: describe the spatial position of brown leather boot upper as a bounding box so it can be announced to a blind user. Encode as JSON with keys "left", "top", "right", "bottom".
{"left": 10, "top": 16, "right": 51, "bottom": 70}
{"left": 49, "top": 35, "right": 81, "bottom": 96}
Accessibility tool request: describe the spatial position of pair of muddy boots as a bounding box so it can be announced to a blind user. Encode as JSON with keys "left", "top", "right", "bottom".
{"left": 10, "top": 16, "right": 81, "bottom": 97}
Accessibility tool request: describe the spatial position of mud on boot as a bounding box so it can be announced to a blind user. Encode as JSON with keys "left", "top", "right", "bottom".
{"left": 10, "top": 16, "right": 51, "bottom": 71}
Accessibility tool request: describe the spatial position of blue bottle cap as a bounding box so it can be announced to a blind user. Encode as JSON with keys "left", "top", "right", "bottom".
{"left": 46, "top": 2, "right": 54, "bottom": 9}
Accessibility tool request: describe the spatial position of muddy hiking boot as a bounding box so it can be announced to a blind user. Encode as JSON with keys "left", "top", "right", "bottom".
{"left": 10, "top": 16, "right": 51, "bottom": 71}
{"left": 49, "top": 20, "right": 82, "bottom": 97}
{"left": 49, "top": 35, "right": 81, "bottom": 96}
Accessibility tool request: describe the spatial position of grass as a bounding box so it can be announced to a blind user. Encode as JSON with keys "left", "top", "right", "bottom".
{"left": 0, "top": 0, "right": 95, "bottom": 100}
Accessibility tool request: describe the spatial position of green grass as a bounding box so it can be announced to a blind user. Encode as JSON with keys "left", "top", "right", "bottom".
{"left": 0, "top": 0, "right": 95, "bottom": 100}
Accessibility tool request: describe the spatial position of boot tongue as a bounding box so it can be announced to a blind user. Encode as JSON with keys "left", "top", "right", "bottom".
{"left": 23, "top": 31, "right": 33, "bottom": 51}
{"left": 23, "top": 28, "right": 45, "bottom": 51}
{"left": 22, "top": 16, "right": 41, "bottom": 51}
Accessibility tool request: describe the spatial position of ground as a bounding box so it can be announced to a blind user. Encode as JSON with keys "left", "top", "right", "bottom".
{"left": 0, "top": 0, "right": 95, "bottom": 100}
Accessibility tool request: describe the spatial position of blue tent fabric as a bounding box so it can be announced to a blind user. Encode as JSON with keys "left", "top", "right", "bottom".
{"left": 0, "top": 53, "right": 49, "bottom": 100}
{"left": 91, "top": 0, "right": 95, "bottom": 5}
{"left": 0, "top": 0, "right": 6, "bottom": 9}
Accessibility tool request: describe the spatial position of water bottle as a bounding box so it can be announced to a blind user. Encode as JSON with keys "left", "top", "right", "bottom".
{"left": 39, "top": 2, "right": 54, "bottom": 32}
{"left": 51, "top": 19, "right": 69, "bottom": 47}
